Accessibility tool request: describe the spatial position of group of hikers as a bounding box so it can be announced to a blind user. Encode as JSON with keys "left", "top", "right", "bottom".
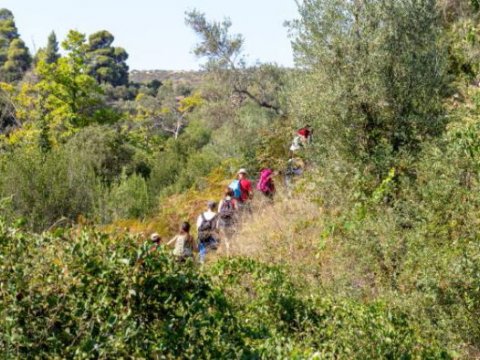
{"left": 149, "top": 167, "right": 274, "bottom": 262}
{"left": 148, "top": 125, "right": 313, "bottom": 263}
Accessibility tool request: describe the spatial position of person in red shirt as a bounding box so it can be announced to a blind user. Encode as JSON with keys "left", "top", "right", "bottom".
{"left": 297, "top": 125, "right": 313, "bottom": 143}
{"left": 237, "top": 168, "right": 253, "bottom": 213}
{"left": 237, "top": 169, "right": 253, "bottom": 201}
{"left": 290, "top": 125, "right": 313, "bottom": 154}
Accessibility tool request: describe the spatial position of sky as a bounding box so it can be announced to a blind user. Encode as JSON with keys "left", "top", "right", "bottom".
{"left": 1, "top": 0, "right": 298, "bottom": 71}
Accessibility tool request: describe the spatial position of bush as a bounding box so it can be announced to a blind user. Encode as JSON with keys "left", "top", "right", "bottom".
{"left": 0, "top": 222, "right": 248, "bottom": 358}
{"left": 209, "top": 258, "right": 449, "bottom": 359}
{"left": 0, "top": 125, "right": 159, "bottom": 230}
{"left": 289, "top": 0, "right": 448, "bottom": 174}
{"left": 101, "top": 171, "right": 152, "bottom": 222}
{"left": 147, "top": 151, "right": 183, "bottom": 195}
{"left": 0, "top": 146, "right": 101, "bottom": 230}
{"left": 66, "top": 126, "right": 139, "bottom": 184}
{"left": 174, "top": 147, "right": 223, "bottom": 192}
{"left": 0, "top": 220, "right": 451, "bottom": 359}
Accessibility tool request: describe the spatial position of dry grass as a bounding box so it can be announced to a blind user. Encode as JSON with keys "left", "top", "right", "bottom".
{"left": 210, "top": 189, "right": 380, "bottom": 300}
{"left": 99, "top": 173, "right": 384, "bottom": 301}
{"left": 227, "top": 195, "right": 321, "bottom": 258}
{"left": 211, "top": 192, "right": 333, "bottom": 289}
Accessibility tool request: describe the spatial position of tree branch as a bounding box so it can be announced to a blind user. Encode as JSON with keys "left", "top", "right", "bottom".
{"left": 233, "top": 85, "right": 281, "bottom": 113}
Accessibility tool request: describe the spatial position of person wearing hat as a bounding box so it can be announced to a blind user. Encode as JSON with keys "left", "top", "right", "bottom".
{"left": 236, "top": 168, "right": 253, "bottom": 215}
{"left": 237, "top": 168, "right": 253, "bottom": 203}
{"left": 196, "top": 201, "right": 219, "bottom": 262}
{"left": 149, "top": 232, "right": 162, "bottom": 252}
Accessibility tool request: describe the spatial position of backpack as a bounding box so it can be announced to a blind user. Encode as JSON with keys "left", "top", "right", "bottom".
{"left": 198, "top": 213, "right": 215, "bottom": 232}
{"left": 219, "top": 199, "right": 235, "bottom": 220}
{"left": 229, "top": 180, "right": 242, "bottom": 199}
{"left": 257, "top": 169, "right": 273, "bottom": 193}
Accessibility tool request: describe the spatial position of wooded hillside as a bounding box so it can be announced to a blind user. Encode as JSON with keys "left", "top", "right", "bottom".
{"left": 1, "top": 1, "right": 480, "bottom": 358}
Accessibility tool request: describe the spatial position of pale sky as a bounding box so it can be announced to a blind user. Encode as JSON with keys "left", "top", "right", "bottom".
{"left": 1, "top": 0, "right": 297, "bottom": 70}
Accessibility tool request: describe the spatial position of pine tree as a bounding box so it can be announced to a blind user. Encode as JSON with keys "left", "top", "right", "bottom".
{"left": 2, "top": 38, "right": 31, "bottom": 82}
{"left": 35, "top": 30, "right": 118, "bottom": 129}
{"left": 0, "top": 8, "right": 19, "bottom": 66}
{"left": 86, "top": 30, "right": 129, "bottom": 86}
{"left": 44, "top": 31, "right": 60, "bottom": 64}
{"left": 0, "top": 8, "right": 31, "bottom": 82}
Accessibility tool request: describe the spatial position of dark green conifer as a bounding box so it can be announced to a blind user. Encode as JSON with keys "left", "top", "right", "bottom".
{"left": 86, "top": 30, "right": 129, "bottom": 86}
{"left": 0, "top": 8, "right": 31, "bottom": 82}
{"left": 44, "top": 31, "right": 60, "bottom": 64}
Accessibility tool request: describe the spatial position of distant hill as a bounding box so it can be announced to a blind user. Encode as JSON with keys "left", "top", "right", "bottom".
{"left": 130, "top": 70, "right": 205, "bottom": 87}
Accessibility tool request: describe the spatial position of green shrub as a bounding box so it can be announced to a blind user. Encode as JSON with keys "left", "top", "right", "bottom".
{"left": 0, "top": 146, "right": 101, "bottom": 230}
{"left": 147, "top": 151, "right": 183, "bottom": 195}
{"left": 65, "top": 125, "right": 139, "bottom": 184}
{"left": 101, "top": 171, "right": 152, "bottom": 222}
{"left": 0, "top": 222, "right": 249, "bottom": 359}
{"left": 174, "top": 147, "right": 223, "bottom": 191}
{"left": 0, "top": 221, "right": 451, "bottom": 359}
{"left": 209, "top": 258, "right": 449, "bottom": 359}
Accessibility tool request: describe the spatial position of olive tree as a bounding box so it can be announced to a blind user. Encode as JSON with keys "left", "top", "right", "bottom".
{"left": 289, "top": 0, "right": 448, "bottom": 171}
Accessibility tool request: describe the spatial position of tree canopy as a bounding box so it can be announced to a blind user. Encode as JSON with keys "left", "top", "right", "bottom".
{"left": 86, "top": 30, "right": 129, "bottom": 86}
{"left": 0, "top": 8, "right": 30, "bottom": 82}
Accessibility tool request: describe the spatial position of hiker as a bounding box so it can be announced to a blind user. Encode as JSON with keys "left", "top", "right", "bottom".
{"left": 257, "top": 168, "right": 276, "bottom": 200}
{"left": 229, "top": 168, "right": 253, "bottom": 213}
{"left": 285, "top": 157, "right": 305, "bottom": 188}
{"left": 196, "top": 201, "right": 219, "bottom": 262}
{"left": 298, "top": 125, "right": 313, "bottom": 143}
{"left": 290, "top": 125, "right": 313, "bottom": 153}
{"left": 167, "top": 222, "right": 196, "bottom": 262}
{"left": 136, "top": 232, "right": 162, "bottom": 265}
{"left": 217, "top": 188, "right": 237, "bottom": 254}
{"left": 149, "top": 232, "right": 162, "bottom": 252}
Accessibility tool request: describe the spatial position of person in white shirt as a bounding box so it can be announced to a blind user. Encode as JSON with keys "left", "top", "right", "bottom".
{"left": 196, "top": 201, "right": 218, "bottom": 262}
{"left": 196, "top": 201, "right": 217, "bottom": 230}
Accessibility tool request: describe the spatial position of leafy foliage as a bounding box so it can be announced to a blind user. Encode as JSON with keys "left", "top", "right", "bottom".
{"left": 289, "top": 0, "right": 447, "bottom": 174}
{"left": 0, "top": 3, "right": 480, "bottom": 358}
{"left": 0, "top": 223, "right": 450, "bottom": 358}
{"left": 0, "top": 223, "right": 248, "bottom": 358}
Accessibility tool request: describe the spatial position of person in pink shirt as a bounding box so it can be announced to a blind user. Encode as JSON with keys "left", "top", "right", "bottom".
{"left": 257, "top": 168, "right": 276, "bottom": 200}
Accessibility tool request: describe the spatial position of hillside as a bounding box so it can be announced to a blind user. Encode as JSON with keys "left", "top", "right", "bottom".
{"left": 1, "top": 2, "right": 480, "bottom": 358}
{"left": 129, "top": 69, "right": 205, "bottom": 87}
